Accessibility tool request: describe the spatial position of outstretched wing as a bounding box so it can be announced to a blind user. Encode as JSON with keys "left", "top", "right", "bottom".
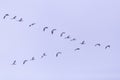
{"left": 56, "top": 52, "right": 62, "bottom": 57}
{"left": 51, "top": 29, "right": 56, "bottom": 34}
{"left": 60, "top": 32, "right": 65, "bottom": 37}
{"left": 43, "top": 27, "right": 48, "bottom": 31}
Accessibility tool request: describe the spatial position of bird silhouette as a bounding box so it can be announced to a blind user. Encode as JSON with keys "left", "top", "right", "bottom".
{"left": 29, "top": 23, "right": 36, "bottom": 27}
{"left": 105, "top": 45, "right": 110, "bottom": 49}
{"left": 51, "top": 29, "right": 56, "bottom": 34}
{"left": 95, "top": 43, "right": 101, "bottom": 47}
{"left": 70, "top": 38, "right": 76, "bottom": 41}
{"left": 30, "top": 57, "right": 35, "bottom": 60}
{"left": 11, "top": 16, "right": 17, "bottom": 20}
{"left": 23, "top": 60, "right": 28, "bottom": 64}
{"left": 74, "top": 48, "right": 80, "bottom": 51}
{"left": 43, "top": 27, "right": 48, "bottom": 31}
{"left": 12, "top": 60, "right": 16, "bottom": 65}
{"left": 65, "top": 35, "right": 70, "bottom": 39}
{"left": 80, "top": 41, "right": 85, "bottom": 45}
{"left": 56, "top": 52, "right": 62, "bottom": 57}
{"left": 41, "top": 53, "right": 47, "bottom": 58}
{"left": 3, "top": 14, "right": 9, "bottom": 19}
{"left": 18, "top": 18, "right": 23, "bottom": 22}
{"left": 60, "top": 32, "right": 65, "bottom": 37}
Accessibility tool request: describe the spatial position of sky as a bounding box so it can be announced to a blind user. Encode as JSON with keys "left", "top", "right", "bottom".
{"left": 0, "top": 0, "right": 120, "bottom": 80}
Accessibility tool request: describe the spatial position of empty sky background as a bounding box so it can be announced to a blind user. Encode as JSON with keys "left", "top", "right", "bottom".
{"left": 0, "top": 0, "right": 120, "bottom": 80}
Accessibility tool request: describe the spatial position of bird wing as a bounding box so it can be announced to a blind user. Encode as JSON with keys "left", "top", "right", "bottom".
{"left": 51, "top": 29, "right": 56, "bottom": 34}
{"left": 43, "top": 27, "right": 48, "bottom": 31}
{"left": 3, "top": 14, "right": 9, "bottom": 19}
{"left": 32, "top": 23, "right": 36, "bottom": 25}
{"left": 75, "top": 48, "right": 80, "bottom": 51}
{"left": 43, "top": 53, "right": 46, "bottom": 56}
{"left": 56, "top": 52, "right": 62, "bottom": 57}
{"left": 65, "top": 35, "right": 70, "bottom": 39}
{"left": 23, "top": 60, "right": 27, "bottom": 64}
{"left": 12, "top": 60, "right": 16, "bottom": 65}
{"left": 95, "top": 44, "right": 100, "bottom": 46}
{"left": 60, "top": 32, "right": 65, "bottom": 37}
{"left": 105, "top": 45, "right": 110, "bottom": 49}
{"left": 70, "top": 38, "right": 76, "bottom": 41}
{"left": 18, "top": 18, "right": 23, "bottom": 22}
{"left": 11, "top": 16, "right": 16, "bottom": 19}
{"left": 81, "top": 41, "right": 85, "bottom": 44}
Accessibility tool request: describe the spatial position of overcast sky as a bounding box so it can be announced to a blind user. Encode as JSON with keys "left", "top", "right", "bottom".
{"left": 0, "top": 0, "right": 120, "bottom": 80}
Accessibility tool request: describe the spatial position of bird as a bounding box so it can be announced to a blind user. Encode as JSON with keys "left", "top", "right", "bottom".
{"left": 30, "top": 57, "right": 35, "bottom": 61}
{"left": 43, "top": 53, "right": 46, "bottom": 56}
{"left": 41, "top": 53, "right": 47, "bottom": 58}
{"left": 70, "top": 38, "right": 76, "bottom": 41}
{"left": 80, "top": 40, "right": 85, "bottom": 45}
{"left": 60, "top": 32, "right": 65, "bottom": 37}
{"left": 56, "top": 52, "right": 62, "bottom": 57}
{"left": 11, "top": 16, "right": 17, "bottom": 20}
{"left": 18, "top": 18, "right": 23, "bottom": 22}
{"left": 43, "top": 27, "right": 48, "bottom": 31}
{"left": 74, "top": 48, "right": 80, "bottom": 51}
{"left": 12, "top": 60, "right": 16, "bottom": 65}
{"left": 51, "top": 29, "right": 56, "bottom": 34}
{"left": 29, "top": 23, "right": 36, "bottom": 27}
{"left": 3, "top": 14, "right": 9, "bottom": 19}
{"left": 95, "top": 43, "right": 101, "bottom": 47}
{"left": 105, "top": 45, "right": 110, "bottom": 49}
{"left": 64, "top": 35, "right": 70, "bottom": 39}
{"left": 23, "top": 60, "right": 28, "bottom": 64}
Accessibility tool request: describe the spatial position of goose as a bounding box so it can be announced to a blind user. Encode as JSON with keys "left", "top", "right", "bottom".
{"left": 3, "top": 14, "right": 9, "bottom": 19}
{"left": 23, "top": 60, "right": 28, "bottom": 64}
{"left": 41, "top": 53, "right": 47, "bottom": 58}
{"left": 80, "top": 40, "right": 85, "bottom": 45}
{"left": 105, "top": 45, "right": 110, "bottom": 49}
{"left": 12, "top": 60, "right": 16, "bottom": 65}
{"left": 70, "top": 38, "right": 76, "bottom": 41}
{"left": 11, "top": 16, "right": 17, "bottom": 20}
{"left": 29, "top": 23, "right": 36, "bottom": 27}
{"left": 74, "top": 48, "right": 80, "bottom": 51}
{"left": 95, "top": 43, "right": 101, "bottom": 47}
{"left": 60, "top": 32, "right": 65, "bottom": 37}
{"left": 51, "top": 29, "right": 56, "bottom": 34}
{"left": 43, "top": 27, "right": 48, "bottom": 31}
{"left": 18, "top": 18, "right": 23, "bottom": 22}
{"left": 65, "top": 35, "right": 70, "bottom": 39}
{"left": 56, "top": 52, "right": 62, "bottom": 57}
{"left": 30, "top": 57, "right": 35, "bottom": 60}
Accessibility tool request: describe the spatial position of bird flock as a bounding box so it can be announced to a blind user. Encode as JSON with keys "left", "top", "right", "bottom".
{"left": 2, "top": 13, "right": 110, "bottom": 65}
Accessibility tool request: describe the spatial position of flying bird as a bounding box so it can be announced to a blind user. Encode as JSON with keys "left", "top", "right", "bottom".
{"left": 64, "top": 35, "right": 70, "bottom": 39}
{"left": 30, "top": 57, "right": 35, "bottom": 60}
{"left": 60, "top": 32, "right": 65, "bottom": 37}
{"left": 105, "top": 45, "right": 110, "bottom": 49}
{"left": 11, "top": 16, "right": 17, "bottom": 20}
{"left": 56, "top": 52, "right": 62, "bottom": 57}
{"left": 95, "top": 43, "right": 101, "bottom": 47}
{"left": 41, "top": 53, "right": 47, "bottom": 58}
{"left": 3, "top": 14, "right": 9, "bottom": 19}
{"left": 18, "top": 18, "right": 23, "bottom": 22}
{"left": 23, "top": 60, "right": 28, "bottom": 64}
{"left": 74, "top": 48, "right": 80, "bottom": 51}
{"left": 70, "top": 38, "right": 76, "bottom": 41}
{"left": 51, "top": 29, "right": 56, "bottom": 34}
{"left": 43, "top": 27, "right": 48, "bottom": 31}
{"left": 29, "top": 23, "right": 36, "bottom": 27}
{"left": 12, "top": 60, "right": 16, "bottom": 65}
{"left": 80, "top": 40, "right": 85, "bottom": 45}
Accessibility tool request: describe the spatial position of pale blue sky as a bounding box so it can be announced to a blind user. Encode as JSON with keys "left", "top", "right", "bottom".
{"left": 0, "top": 0, "right": 120, "bottom": 80}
